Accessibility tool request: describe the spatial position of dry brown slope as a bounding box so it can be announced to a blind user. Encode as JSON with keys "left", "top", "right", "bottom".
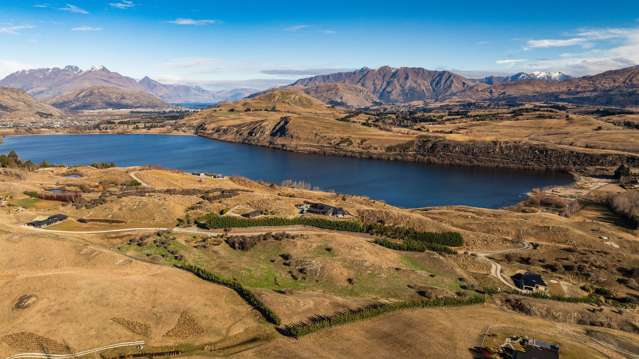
{"left": 0, "top": 87, "right": 63, "bottom": 122}
{"left": 48, "top": 86, "right": 168, "bottom": 111}
{"left": 185, "top": 88, "right": 415, "bottom": 155}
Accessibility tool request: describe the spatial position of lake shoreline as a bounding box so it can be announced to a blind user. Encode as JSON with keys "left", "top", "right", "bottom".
{"left": 0, "top": 133, "right": 575, "bottom": 209}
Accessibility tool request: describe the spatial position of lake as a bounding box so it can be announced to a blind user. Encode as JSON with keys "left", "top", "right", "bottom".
{"left": 0, "top": 134, "right": 573, "bottom": 208}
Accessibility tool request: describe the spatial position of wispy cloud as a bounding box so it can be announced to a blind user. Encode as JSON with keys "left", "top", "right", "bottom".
{"left": 284, "top": 24, "right": 311, "bottom": 32}
{"left": 525, "top": 28, "right": 632, "bottom": 49}
{"left": 60, "top": 4, "right": 89, "bottom": 14}
{"left": 261, "top": 68, "right": 353, "bottom": 77}
{"left": 0, "top": 25, "right": 35, "bottom": 35}
{"left": 109, "top": 0, "right": 135, "bottom": 9}
{"left": 321, "top": 29, "right": 337, "bottom": 35}
{"left": 496, "top": 59, "right": 527, "bottom": 65}
{"left": 526, "top": 38, "right": 587, "bottom": 49}
{"left": 71, "top": 26, "right": 102, "bottom": 32}
{"left": 168, "top": 18, "right": 219, "bottom": 26}
{"left": 515, "top": 26, "right": 639, "bottom": 75}
{"left": 33, "top": 3, "right": 49, "bottom": 8}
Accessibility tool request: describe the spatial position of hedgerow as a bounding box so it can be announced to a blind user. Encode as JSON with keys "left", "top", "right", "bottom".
{"left": 364, "top": 223, "right": 463, "bottom": 247}
{"left": 373, "top": 238, "right": 455, "bottom": 254}
{"left": 280, "top": 295, "right": 485, "bottom": 337}
{"left": 196, "top": 214, "right": 464, "bottom": 250}
{"left": 525, "top": 292, "right": 599, "bottom": 304}
{"left": 175, "top": 263, "right": 281, "bottom": 325}
{"left": 196, "top": 214, "right": 366, "bottom": 233}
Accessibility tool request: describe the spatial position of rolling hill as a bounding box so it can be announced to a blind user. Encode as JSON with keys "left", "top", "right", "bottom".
{"left": 47, "top": 86, "right": 168, "bottom": 111}
{"left": 0, "top": 87, "right": 63, "bottom": 122}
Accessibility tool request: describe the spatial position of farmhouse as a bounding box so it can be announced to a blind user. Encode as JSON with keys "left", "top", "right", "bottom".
{"left": 502, "top": 337, "right": 559, "bottom": 359}
{"left": 297, "top": 202, "right": 347, "bottom": 217}
{"left": 511, "top": 272, "right": 547, "bottom": 293}
{"left": 27, "top": 214, "right": 68, "bottom": 228}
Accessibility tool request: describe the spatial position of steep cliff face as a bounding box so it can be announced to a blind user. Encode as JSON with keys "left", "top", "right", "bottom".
{"left": 395, "top": 137, "right": 639, "bottom": 170}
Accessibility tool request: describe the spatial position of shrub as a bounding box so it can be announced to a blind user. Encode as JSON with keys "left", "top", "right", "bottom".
{"left": 280, "top": 295, "right": 485, "bottom": 337}
{"left": 90, "top": 162, "right": 116, "bottom": 169}
{"left": 607, "top": 191, "right": 639, "bottom": 229}
{"left": 524, "top": 292, "right": 599, "bottom": 304}
{"left": 175, "top": 263, "right": 281, "bottom": 325}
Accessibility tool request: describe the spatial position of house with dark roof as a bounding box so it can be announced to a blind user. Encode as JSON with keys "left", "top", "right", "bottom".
{"left": 27, "top": 214, "right": 68, "bottom": 228}
{"left": 502, "top": 337, "right": 559, "bottom": 359}
{"left": 511, "top": 272, "right": 547, "bottom": 293}
{"left": 297, "top": 202, "right": 347, "bottom": 217}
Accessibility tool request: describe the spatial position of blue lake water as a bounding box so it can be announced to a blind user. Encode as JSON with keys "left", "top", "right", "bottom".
{"left": 0, "top": 134, "right": 573, "bottom": 208}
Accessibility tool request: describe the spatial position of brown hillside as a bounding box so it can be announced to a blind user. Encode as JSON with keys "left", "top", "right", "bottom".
{"left": 0, "top": 87, "right": 63, "bottom": 122}
{"left": 48, "top": 86, "right": 168, "bottom": 111}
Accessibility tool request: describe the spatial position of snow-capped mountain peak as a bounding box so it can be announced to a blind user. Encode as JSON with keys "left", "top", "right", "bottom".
{"left": 512, "top": 71, "right": 572, "bottom": 81}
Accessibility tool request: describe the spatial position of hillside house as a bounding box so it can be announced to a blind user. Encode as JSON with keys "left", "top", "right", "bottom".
{"left": 502, "top": 337, "right": 559, "bottom": 359}
{"left": 511, "top": 272, "right": 547, "bottom": 293}
{"left": 297, "top": 202, "right": 347, "bottom": 217}
{"left": 27, "top": 214, "right": 68, "bottom": 228}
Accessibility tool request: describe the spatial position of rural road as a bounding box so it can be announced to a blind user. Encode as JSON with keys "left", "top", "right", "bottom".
{"left": 470, "top": 241, "right": 532, "bottom": 292}
{"left": 6, "top": 341, "right": 144, "bottom": 359}
{"left": 21, "top": 224, "right": 351, "bottom": 237}
{"left": 129, "top": 171, "right": 151, "bottom": 187}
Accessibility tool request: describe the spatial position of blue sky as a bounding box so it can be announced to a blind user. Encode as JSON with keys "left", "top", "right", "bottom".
{"left": 0, "top": 0, "right": 638, "bottom": 89}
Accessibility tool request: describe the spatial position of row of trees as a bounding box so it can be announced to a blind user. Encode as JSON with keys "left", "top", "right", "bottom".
{"left": 197, "top": 214, "right": 464, "bottom": 254}
{"left": 175, "top": 263, "right": 281, "bottom": 325}
{"left": 196, "top": 214, "right": 367, "bottom": 233}
{"left": 279, "top": 295, "right": 485, "bottom": 338}
{"left": 373, "top": 238, "right": 455, "bottom": 254}
{"left": 365, "top": 223, "right": 463, "bottom": 247}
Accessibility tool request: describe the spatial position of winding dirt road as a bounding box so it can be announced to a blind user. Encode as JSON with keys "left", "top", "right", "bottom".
{"left": 470, "top": 241, "right": 532, "bottom": 292}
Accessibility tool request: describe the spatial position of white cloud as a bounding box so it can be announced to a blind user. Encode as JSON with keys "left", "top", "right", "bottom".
{"left": 526, "top": 38, "right": 587, "bottom": 49}
{"left": 517, "top": 26, "right": 639, "bottom": 75}
{"left": 168, "top": 18, "right": 218, "bottom": 26}
{"left": 109, "top": 1, "right": 135, "bottom": 9}
{"left": 284, "top": 24, "right": 310, "bottom": 32}
{"left": 33, "top": 3, "right": 49, "bottom": 8}
{"left": 322, "top": 29, "right": 337, "bottom": 35}
{"left": 0, "top": 25, "right": 35, "bottom": 35}
{"left": 496, "top": 59, "right": 527, "bottom": 65}
{"left": 71, "top": 26, "right": 102, "bottom": 32}
{"left": 60, "top": 4, "right": 89, "bottom": 14}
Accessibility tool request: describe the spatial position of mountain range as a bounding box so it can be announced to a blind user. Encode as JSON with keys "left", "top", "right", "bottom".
{"left": 2, "top": 64, "right": 639, "bottom": 113}
{"left": 289, "top": 66, "right": 639, "bottom": 107}
{"left": 482, "top": 71, "right": 572, "bottom": 85}
{"left": 0, "top": 66, "right": 258, "bottom": 110}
